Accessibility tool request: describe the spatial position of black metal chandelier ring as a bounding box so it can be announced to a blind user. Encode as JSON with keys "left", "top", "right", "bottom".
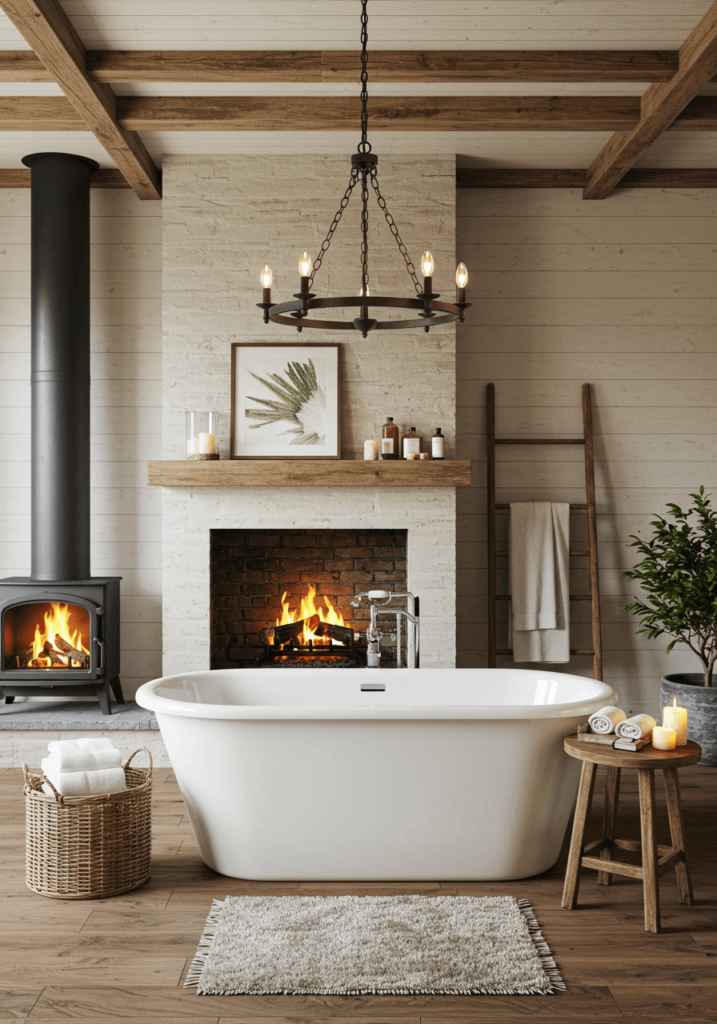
{"left": 257, "top": 0, "right": 471, "bottom": 337}
{"left": 267, "top": 295, "right": 462, "bottom": 334}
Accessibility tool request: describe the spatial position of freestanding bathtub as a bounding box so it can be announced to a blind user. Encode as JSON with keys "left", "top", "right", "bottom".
{"left": 136, "top": 668, "right": 615, "bottom": 881}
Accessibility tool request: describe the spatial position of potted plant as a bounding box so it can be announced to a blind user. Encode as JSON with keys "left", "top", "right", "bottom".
{"left": 624, "top": 486, "right": 717, "bottom": 766}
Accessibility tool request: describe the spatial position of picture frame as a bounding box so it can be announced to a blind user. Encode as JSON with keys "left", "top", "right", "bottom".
{"left": 230, "top": 342, "right": 341, "bottom": 460}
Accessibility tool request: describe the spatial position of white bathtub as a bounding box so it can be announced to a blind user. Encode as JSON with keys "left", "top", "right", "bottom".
{"left": 136, "top": 668, "right": 615, "bottom": 881}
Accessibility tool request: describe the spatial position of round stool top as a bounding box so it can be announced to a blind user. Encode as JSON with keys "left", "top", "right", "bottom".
{"left": 564, "top": 734, "right": 701, "bottom": 769}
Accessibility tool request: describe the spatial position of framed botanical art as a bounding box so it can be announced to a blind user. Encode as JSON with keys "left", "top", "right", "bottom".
{"left": 230, "top": 343, "right": 341, "bottom": 459}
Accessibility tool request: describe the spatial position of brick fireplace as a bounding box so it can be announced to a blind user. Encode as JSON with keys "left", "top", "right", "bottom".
{"left": 210, "top": 528, "right": 407, "bottom": 668}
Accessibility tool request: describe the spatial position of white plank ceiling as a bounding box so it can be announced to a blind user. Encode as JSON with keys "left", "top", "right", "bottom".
{"left": 0, "top": 0, "right": 715, "bottom": 169}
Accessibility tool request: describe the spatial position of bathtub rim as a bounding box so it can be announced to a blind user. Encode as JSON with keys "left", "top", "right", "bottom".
{"left": 136, "top": 668, "right": 616, "bottom": 722}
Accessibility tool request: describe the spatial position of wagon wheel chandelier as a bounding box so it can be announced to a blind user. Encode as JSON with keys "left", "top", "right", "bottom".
{"left": 257, "top": 0, "right": 470, "bottom": 338}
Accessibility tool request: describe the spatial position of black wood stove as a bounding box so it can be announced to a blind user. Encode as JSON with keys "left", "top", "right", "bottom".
{"left": 0, "top": 153, "right": 123, "bottom": 714}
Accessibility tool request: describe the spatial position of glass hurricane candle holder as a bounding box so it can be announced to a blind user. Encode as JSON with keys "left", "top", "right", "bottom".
{"left": 186, "top": 411, "right": 219, "bottom": 460}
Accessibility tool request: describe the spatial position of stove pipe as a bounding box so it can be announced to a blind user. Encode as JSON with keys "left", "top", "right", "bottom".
{"left": 22, "top": 152, "right": 99, "bottom": 582}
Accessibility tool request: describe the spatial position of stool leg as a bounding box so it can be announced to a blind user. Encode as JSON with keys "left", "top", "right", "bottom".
{"left": 562, "top": 761, "right": 597, "bottom": 910}
{"left": 598, "top": 765, "right": 621, "bottom": 885}
{"left": 663, "top": 767, "right": 694, "bottom": 906}
{"left": 638, "top": 768, "right": 660, "bottom": 934}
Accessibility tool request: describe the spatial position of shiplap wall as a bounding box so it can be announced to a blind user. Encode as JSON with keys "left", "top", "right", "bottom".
{"left": 456, "top": 187, "right": 717, "bottom": 718}
{"left": 0, "top": 189, "right": 162, "bottom": 700}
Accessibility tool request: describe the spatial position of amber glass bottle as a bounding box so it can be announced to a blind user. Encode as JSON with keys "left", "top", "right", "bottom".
{"left": 401, "top": 426, "right": 422, "bottom": 459}
{"left": 380, "top": 417, "right": 399, "bottom": 460}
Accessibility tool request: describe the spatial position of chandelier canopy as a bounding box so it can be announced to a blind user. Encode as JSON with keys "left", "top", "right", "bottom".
{"left": 257, "top": 0, "right": 470, "bottom": 338}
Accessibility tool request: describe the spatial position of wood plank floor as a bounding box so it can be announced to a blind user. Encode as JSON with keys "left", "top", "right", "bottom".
{"left": 1, "top": 764, "right": 716, "bottom": 1022}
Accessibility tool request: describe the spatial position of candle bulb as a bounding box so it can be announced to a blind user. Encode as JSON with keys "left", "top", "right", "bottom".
{"left": 653, "top": 725, "right": 677, "bottom": 751}
{"left": 663, "top": 695, "right": 688, "bottom": 746}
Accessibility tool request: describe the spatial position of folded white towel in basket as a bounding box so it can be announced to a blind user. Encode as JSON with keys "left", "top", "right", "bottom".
{"left": 46, "top": 740, "right": 122, "bottom": 773}
{"left": 588, "top": 706, "right": 627, "bottom": 735}
{"left": 41, "top": 758, "right": 127, "bottom": 797}
{"left": 615, "top": 714, "right": 656, "bottom": 741}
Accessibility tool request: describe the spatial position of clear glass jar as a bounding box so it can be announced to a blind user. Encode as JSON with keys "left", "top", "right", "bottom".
{"left": 186, "top": 411, "right": 219, "bottom": 460}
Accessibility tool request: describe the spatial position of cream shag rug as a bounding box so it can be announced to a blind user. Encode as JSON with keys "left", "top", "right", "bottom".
{"left": 186, "top": 895, "right": 565, "bottom": 996}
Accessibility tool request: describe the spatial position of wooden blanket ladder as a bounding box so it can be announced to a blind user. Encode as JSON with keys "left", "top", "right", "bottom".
{"left": 487, "top": 382, "right": 603, "bottom": 681}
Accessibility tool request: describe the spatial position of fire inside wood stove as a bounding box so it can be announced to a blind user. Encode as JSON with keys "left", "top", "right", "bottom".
{"left": 4, "top": 602, "right": 90, "bottom": 669}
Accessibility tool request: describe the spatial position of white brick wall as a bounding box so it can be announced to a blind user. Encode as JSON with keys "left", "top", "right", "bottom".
{"left": 161, "top": 155, "right": 458, "bottom": 672}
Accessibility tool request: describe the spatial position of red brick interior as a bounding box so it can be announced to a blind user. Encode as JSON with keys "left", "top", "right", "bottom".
{"left": 210, "top": 528, "right": 408, "bottom": 668}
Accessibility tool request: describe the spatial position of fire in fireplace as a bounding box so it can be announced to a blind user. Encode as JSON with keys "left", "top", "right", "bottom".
{"left": 258, "top": 584, "right": 363, "bottom": 667}
{"left": 210, "top": 528, "right": 407, "bottom": 669}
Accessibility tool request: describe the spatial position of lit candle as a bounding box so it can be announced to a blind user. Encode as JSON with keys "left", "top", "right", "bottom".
{"left": 187, "top": 437, "right": 199, "bottom": 455}
{"left": 363, "top": 439, "right": 379, "bottom": 460}
{"left": 653, "top": 725, "right": 676, "bottom": 751}
{"left": 199, "top": 432, "right": 216, "bottom": 455}
{"left": 663, "top": 696, "right": 687, "bottom": 746}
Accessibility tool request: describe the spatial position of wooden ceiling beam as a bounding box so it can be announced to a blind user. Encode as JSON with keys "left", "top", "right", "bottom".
{"left": 0, "top": 168, "right": 129, "bottom": 187}
{"left": 0, "top": 0, "right": 160, "bottom": 199}
{"left": 117, "top": 95, "right": 647, "bottom": 132}
{"left": 584, "top": 1, "right": 717, "bottom": 199}
{"left": 319, "top": 50, "right": 683, "bottom": 84}
{"left": 0, "top": 50, "right": 50, "bottom": 80}
{"left": 457, "top": 168, "right": 717, "bottom": 188}
{"left": 2, "top": 166, "right": 714, "bottom": 191}
{"left": 3, "top": 94, "right": 717, "bottom": 133}
{"left": 2, "top": 48, "right": 711, "bottom": 85}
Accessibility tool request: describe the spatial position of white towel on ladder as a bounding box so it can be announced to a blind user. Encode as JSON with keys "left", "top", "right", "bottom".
{"left": 509, "top": 502, "right": 570, "bottom": 663}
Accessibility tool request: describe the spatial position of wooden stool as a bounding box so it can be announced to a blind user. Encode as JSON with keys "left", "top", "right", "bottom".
{"left": 561, "top": 736, "right": 701, "bottom": 933}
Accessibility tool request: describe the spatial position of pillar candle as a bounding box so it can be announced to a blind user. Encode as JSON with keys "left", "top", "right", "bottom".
{"left": 199, "top": 432, "right": 216, "bottom": 455}
{"left": 663, "top": 697, "right": 688, "bottom": 746}
{"left": 363, "top": 440, "right": 379, "bottom": 460}
{"left": 652, "top": 725, "right": 676, "bottom": 751}
{"left": 187, "top": 437, "right": 199, "bottom": 454}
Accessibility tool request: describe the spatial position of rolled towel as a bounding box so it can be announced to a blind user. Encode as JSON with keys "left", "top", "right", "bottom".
{"left": 41, "top": 758, "right": 127, "bottom": 797}
{"left": 45, "top": 746, "right": 121, "bottom": 773}
{"left": 588, "top": 706, "right": 627, "bottom": 735}
{"left": 615, "top": 714, "right": 657, "bottom": 741}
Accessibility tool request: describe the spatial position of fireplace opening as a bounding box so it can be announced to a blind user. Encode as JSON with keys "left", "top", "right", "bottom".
{"left": 211, "top": 529, "right": 408, "bottom": 669}
{"left": 3, "top": 602, "right": 90, "bottom": 670}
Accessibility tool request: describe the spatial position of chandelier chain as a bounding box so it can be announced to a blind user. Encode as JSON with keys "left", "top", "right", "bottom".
{"left": 361, "top": 169, "right": 369, "bottom": 295}
{"left": 370, "top": 167, "right": 422, "bottom": 295}
{"left": 310, "top": 168, "right": 359, "bottom": 284}
{"left": 358, "top": 0, "right": 371, "bottom": 154}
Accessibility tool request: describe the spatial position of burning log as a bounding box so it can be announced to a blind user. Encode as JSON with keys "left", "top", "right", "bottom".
{"left": 16, "top": 645, "right": 34, "bottom": 668}
{"left": 43, "top": 641, "right": 65, "bottom": 667}
{"left": 261, "top": 615, "right": 321, "bottom": 647}
{"left": 259, "top": 616, "right": 352, "bottom": 649}
{"left": 313, "top": 621, "right": 353, "bottom": 646}
{"left": 54, "top": 634, "right": 89, "bottom": 667}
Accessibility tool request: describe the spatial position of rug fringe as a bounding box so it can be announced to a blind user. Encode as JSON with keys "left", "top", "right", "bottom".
{"left": 517, "top": 897, "right": 566, "bottom": 993}
{"left": 184, "top": 898, "right": 225, "bottom": 988}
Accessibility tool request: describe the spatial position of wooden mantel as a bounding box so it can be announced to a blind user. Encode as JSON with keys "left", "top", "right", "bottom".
{"left": 147, "top": 460, "right": 472, "bottom": 487}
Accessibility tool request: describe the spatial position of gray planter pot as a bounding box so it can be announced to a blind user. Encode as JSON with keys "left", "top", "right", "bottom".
{"left": 661, "top": 673, "right": 717, "bottom": 766}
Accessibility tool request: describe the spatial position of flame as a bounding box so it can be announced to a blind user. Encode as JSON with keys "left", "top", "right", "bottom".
{"left": 31, "top": 603, "right": 89, "bottom": 668}
{"left": 276, "top": 584, "right": 346, "bottom": 645}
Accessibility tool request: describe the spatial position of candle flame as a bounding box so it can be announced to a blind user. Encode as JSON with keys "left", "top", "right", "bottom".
{"left": 673, "top": 696, "right": 677, "bottom": 707}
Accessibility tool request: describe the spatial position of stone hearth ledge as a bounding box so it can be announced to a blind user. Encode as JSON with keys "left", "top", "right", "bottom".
{"left": 0, "top": 701, "right": 169, "bottom": 768}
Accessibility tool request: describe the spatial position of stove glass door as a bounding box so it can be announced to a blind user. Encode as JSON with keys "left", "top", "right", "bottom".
{"left": 3, "top": 601, "right": 92, "bottom": 671}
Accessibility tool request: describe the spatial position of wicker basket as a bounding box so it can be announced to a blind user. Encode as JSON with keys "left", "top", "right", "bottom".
{"left": 23, "top": 748, "right": 152, "bottom": 900}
